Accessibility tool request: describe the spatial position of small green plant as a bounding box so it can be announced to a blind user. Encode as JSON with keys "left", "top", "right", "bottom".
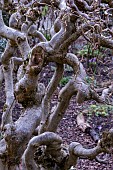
{"left": 44, "top": 33, "right": 51, "bottom": 41}
{"left": 78, "top": 45, "right": 89, "bottom": 56}
{"left": 78, "top": 44, "right": 105, "bottom": 69}
{"left": 88, "top": 104, "right": 113, "bottom": 117}
{"left": 60, "top": 76, "right": 71, "bottom": 86}
{"left": 85, "top": 76, "right": 97, "bottom": 87}
{"left": 78, "top": 45, "right": 104, "bottom": 58}
{"left": 42, "top": 6, "right": 48, "bottom": 16}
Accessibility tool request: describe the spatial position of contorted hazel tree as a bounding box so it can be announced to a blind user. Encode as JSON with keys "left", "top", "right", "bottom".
{"left": 0, "top": 0, "right": 113, "bottom": 169}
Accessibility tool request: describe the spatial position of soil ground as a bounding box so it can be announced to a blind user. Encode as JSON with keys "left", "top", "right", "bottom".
{"left": 0, "top": 47, "right": 113, "bottom": 169}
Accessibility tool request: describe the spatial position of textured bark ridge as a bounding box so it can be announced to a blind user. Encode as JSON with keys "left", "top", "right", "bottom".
{"left": 0, "top": 0, "right": 113, "bottom": 169}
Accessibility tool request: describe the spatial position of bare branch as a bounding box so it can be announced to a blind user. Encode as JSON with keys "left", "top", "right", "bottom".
{"left": 60, "top": 21, "right": 95, "bottom": 51}
{"left": 40, "top": 64, "right": 64, "bottom": 133}
{"left": 49, "top": 12, "right": 75, "bottom": 50}
{"left": 1, "top": 41, "right": 15, "bottom": 129}
{"left": 0, "top": 65, "right": 4, "bottom": 88}
{"left": 28, "top": 30, "right": 47, "bottom": 42}
{"left": 0, "top": 10, "right": 31, "bottom": 59}
{"left": 95, "top": 34, "right": 113, "bottom": 49}
{"left": 23, "top": 132, "right": 62, "bottom": 170}
{"left": 46, "top": 80, "right": 76, "bottom": 132}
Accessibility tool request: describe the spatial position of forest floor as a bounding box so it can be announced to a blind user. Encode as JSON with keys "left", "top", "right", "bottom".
{"left": 0, "top": 45, "right": 113, "bottom": 169}
{"left": 57, "top": 48, "right": 113, "bottom": 170}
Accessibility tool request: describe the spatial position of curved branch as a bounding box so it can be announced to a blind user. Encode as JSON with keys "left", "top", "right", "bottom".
{"left": 68, "top": 0, "right": 92, "bottom": 20}
{"left": 12, "top": 57, "right": 23, "bottom": 66}
{"left": 46, "top": 51, "right": 104, "bottom": 132}
{"left": 101, "top": 0, "right": 113, "bottom": 7}
{"left": 95, "top": 155, "right": 108, "bottom": 164}
{"left": 45, "top": 52, "right": 89, "bottom": 132}
{"left": 29, "top": 30, "right": 47, "bottom": 42}
{"left": 47, "top": 80, "right": 76, "bottom": 132}
{"left": 60, "top": 22, "right": 95, "bottom": 51}
{"left": 1, "top": 105, "right": 42, "bottom": 169}
{"left": 49, "top": 11, "right": 75, "bottom": 50}
{"left": 14, "top": 44, "right": 45, "bottom": 110}
{"left": 70, "top": 142, "right": 102, "bottom": 159}
{"left": 0, "top": 10, "right": 23, "bottom": 40}
{"left": 95, "top": 34, "right": 113, "bottom": 49}
{"left": 33, "top": 0, "right": 60, "bottom": 7}
{"left": 64, "top": 128, "right": 113, "bottom": 168}
{"left": 40, "top": 63, "right": 64, "bottom": 133}
{"left": 23, "top": 132, "right": 62, "bottom": 170}
{"left": 0, "top": 10, "right": 31, "bottom": 60}
{"left": 1, "top": 41, "right": 15, "bottom": 129}
{"left": 27, "top": 25, "right": 47, "bottom": 42}
{"left": 49, "top": 17, "right": 67, "bottom": 50}
{"left": 72, "top": 0, "right": 94, "bottom": 11}
{"left": 63, "top": 142, "right": 103, "bottom": 169}
{"left": 47, "top": 52, "right": 86, "bottom": 77}
{"left": 0, "top": 65, "right": 4, "bottom": 88}
{"left": 1, "top": 44, "right": 45, "bottom": 166}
